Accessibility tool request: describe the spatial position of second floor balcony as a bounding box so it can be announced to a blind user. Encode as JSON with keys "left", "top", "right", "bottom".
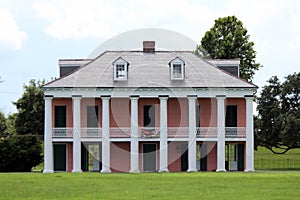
{"left": 52, "top": 127, "right": 246, "bottom": 139}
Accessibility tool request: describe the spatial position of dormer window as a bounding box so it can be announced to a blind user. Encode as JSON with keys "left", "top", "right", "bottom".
{"left": 169, "top": 57, "right": 185, "bottom": 80}
{"left": 113, "top": 57, "right": 128, "bottom": 81}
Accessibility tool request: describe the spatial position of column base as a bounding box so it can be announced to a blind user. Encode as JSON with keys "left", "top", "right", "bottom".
{"left": 187, "top": 169, "right": 197, "bottom": 172}
{"left": 244, "top": 169, "right": 255, "bottom": 172}
{"left": 101, "top": 169, "right": 111, "bottom": 173}
{"left": 129, "top": 169, "right": 140, "bottom": 173}
{"left": 43, "top": 169, "right": 54, "bottom": 173}
{"left": 216, "top": 169, "right": 226, "bottom": 172}
{"left": 72, "top": 169, "right": 83, "bottom": 173}
{"left": 158, "top": 169, "right": 169, "bottom": 173}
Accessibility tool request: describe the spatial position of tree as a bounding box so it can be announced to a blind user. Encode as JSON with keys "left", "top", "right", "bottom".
{"left": 197, "top": 16, "right": 260, "bottom": 82}
{"left": 0, "top": 134, "right": 43, "bottom": 172}
{"left": 0, "top": 111, "right": 7, "bottom": 135}
{"left": 256, "top": 72, "right": 300, "bottom": 154}
{"left": 13, "top": 80, "right": 44, "bottom": 135}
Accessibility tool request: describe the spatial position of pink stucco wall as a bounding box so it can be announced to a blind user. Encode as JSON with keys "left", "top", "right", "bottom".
{"left": 110, "top": 98, "right": 130, "bottom": 127}
{"left": 168, "top": 98, "right": 188, "bottom": 127}
{"left": 207, "top": 142, "right": 217, "bottom": 171}
{"left": 198, "top": 98, "right": 217, "bottom": 127}
{"left": 110, "top": 142, "right": 130, "bottom": 172}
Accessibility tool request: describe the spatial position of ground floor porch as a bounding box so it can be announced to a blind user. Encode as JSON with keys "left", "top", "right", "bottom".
{"left": 51, "top": 141, "right": 246, "bottom": 172}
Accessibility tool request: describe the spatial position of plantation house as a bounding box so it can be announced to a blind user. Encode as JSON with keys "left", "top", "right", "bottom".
{"left": 43, "top": 41, "right": 256, "bottom": 173}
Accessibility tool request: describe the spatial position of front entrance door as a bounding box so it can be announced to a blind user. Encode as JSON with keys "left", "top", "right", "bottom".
{"left": 143, "top": 144, "right": 156, "bottom": 172}
{"left": 54, "top": 144, "right": 66, "bottom": 171}
{"left": 181, "top": 144, "right": 188, "bottom": 171}
{"left": 225, "top": 144, "right": 244, "bottom": 171}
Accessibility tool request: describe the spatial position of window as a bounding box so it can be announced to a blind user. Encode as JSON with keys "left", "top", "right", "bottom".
{"left": 113, "top": 57, "right": 128, "bottom": 81}
{"left": 169, "top": 57, "right": 185, "bottom": 80}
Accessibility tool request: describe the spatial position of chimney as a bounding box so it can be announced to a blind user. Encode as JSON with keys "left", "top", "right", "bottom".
{"left": 143, "top": 41, "right": 155, "bottom": 52}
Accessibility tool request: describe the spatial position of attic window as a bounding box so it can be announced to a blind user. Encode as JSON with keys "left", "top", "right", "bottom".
{"left": 170, "top": 57, "right": 185, "bottom": 80}
{"left": 113, "top": 58, "right": 128, "bottom": 81}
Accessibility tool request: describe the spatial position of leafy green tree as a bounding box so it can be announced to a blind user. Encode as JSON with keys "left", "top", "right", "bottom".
{"left": 197, "top": 16, "right": 260, "bottom": 82}
{"left": 0, "top": 134, "right": 43, "bottom": 172}
{"left": 0, "top": 111, "right": 7, "bottom": 135}
{"left": 13, "top": 80, "right": 44, "bottom": 135}
{"left": 256, "top": 72, "right": 300, "bottom": 154}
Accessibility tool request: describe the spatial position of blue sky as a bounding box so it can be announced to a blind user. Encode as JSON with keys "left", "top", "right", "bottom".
{"left": 0, "top": 0, "right": 299, "bottom": 115}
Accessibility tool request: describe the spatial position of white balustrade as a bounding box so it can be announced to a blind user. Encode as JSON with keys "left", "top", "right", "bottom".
{"left": 52, "top": 128, "right": 73, "bottom": 137}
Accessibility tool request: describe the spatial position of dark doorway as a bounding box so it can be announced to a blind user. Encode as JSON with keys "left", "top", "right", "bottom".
{"left": 143, "top": 144, "right": 156, "bottom": 172}
{"left": 54, "top": 144, "right": 66, "bottom": 171}
{"left": 181, "top": 144, "right": 188, "bottom": 171}
{"left": 143, "top": 105, "right": 155, "bottom": 127}
{"left": 81, "top": 143, "right": 102, "bottom": 172}
{"left": 237, "top": 144, "right": 244, "bottom": 171}
{"left": 200, "top": 144, "right": 207, "bottom": 171}
{"left": 226, "top": 106, "right": 237, "bottom": 127}
{"left": 54, "top": 106, "right": 66, "bottom": 128}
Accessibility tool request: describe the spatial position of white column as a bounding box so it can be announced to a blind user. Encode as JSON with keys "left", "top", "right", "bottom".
{"left": 216, "top": 95, "right": 226, "bottom": 172}
{"left": 101, "top": 96, "right": 111, "bottom": 173}
{"left": 130, "top": 95, "right": 139, "bottom": 173}
{"left": 72, "top": 95, "right": 82, "bottom": 172}
{"left": 245, "top": 95, "right": 255, "bottom": 172}
{"left": 43, "top": 95, "right": 54, "bottom": 173}
{"left": 187, "top": 95, "right": 197, "bottom": 172}
{"left": 159, "top": 95, "right": 169, "bottom": 172}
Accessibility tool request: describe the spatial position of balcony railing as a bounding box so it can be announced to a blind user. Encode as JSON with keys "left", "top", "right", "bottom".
{"left": 196, "top": 127, "right": 218, "bottom": 138}
{"left": 139, "top": 127, "right": 160, "bottom": 138}
{"left": 52, "top": 127, "right": 246, "bottom": 139}
{"left": 225, "top": 127, "right": 246, "bottom": 138}
{"left": 168, "top": 127, "right": 189, "bottom": 138}
{"left": 52, "top": 128, "right": 73, "bottom": 137}
{"left": 81, "top": 128, "right": 102, "bottom": 138}
{"left": 110, "top": 128, "right": 130, "bottom": 138}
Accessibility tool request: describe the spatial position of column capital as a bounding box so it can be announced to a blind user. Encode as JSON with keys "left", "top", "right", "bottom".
{"left": 44, "top": 95, "right": 53, "bottom": 100}
{"left": 187, "top": 95, "right": 197, "bottom": 100}
{"left": 159, "top": 95, "right": 169, "bottom": 100}
{"left": 130, "top": 95, "right": 140, "bottom": 100}
{"left": 245, "top": 95, "right": 254, "bottom": 100}
{"left": 72, "top": 95, "right": 82, "bottom": 100}
{"left": 101, "top": 95, "right": 111, "bottom": 100}
{"left": 216, "top": 95, "right": 226, "bottom": 100}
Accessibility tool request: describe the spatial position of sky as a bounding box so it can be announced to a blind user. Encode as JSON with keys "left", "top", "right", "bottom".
{"left": 0, "top": 0, "right": 299, "bottom": 115}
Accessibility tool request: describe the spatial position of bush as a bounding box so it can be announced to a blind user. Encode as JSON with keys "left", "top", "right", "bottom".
{"left": 0, "top": 134, "right": 42, "bottom": 172}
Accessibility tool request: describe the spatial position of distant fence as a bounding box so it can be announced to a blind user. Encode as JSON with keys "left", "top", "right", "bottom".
{"left": 255, "top": 158, "right": 300, "bottom": 170}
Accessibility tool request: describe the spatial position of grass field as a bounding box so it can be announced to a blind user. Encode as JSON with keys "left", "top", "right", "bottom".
{"left": 254, "top": 147, "right": 300, "bottom": 170}
{"left": 0, "top": 172, "right": 299, "bottom": 200}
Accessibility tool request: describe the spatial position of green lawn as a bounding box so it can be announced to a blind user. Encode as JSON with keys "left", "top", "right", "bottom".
{"left": 0, "top": 172, "right": 299, "bottom": 200}
{"left": 254, "top": 147, "right": 300, "bottom": 170}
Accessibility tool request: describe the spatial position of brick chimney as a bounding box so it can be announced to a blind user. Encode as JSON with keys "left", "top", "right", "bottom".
{"left": 143, "top": 41, "right": 155, "bottom": 52}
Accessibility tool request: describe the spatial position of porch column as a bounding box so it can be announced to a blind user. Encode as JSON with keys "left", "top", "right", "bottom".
{"left": 43, "top": 95, "right": 54, "bottom": 173}
{"left": 130, "top": 95, "right": 139, "bottom": 173}
{"left": 187, "top": 95, "right": 197, "bottom": 172}
{"left": 245, "top": 95, "right": 254, "bottom": 172}
{"left": 159, "top": 95, "right": 169, "bottom": 172}
{"left": 72, "top": 95, "right": 82, "bottom": 172}
{"left": 101, "top": 96, "right": 111, "bottom": 173}
{"left": 216, "top": 95, "right": 226, "bottom": 172}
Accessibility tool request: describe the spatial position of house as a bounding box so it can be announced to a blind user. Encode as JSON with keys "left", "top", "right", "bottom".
{"left": 43, "top": 41, "right": 257, "bottom": 173}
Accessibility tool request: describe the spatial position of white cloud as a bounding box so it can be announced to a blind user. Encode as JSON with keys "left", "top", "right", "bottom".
{"left": 0, "top": 8, "right": 28, "bottom": 50}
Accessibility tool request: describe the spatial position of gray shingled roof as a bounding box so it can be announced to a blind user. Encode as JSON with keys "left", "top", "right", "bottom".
{"left": 44, "top": 51, "right": 256, "bottom": 88}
